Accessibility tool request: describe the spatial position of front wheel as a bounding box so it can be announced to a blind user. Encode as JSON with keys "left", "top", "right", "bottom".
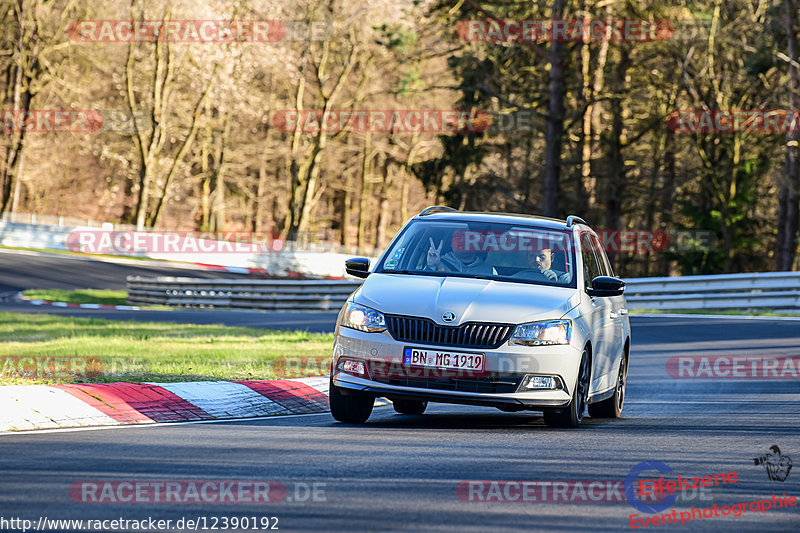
{"left": 543, "top": 348, "right": 590, "bottom": 428}
{"left": 329, "top": 377, "right": 374, "bottom": 423}
{"left": 392, "top": 399, "right": 427, "bottom": 415}
{"left": 588, "top": 350, "right": 627, "bottom": 418}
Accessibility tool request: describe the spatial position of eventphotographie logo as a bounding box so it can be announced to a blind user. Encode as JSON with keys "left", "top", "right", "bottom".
{"left": 624, "top": 461, "right": 724, "bottom": 514}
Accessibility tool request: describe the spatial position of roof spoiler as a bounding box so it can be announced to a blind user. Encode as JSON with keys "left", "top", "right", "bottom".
{"left": 418, "top": 205, "right": 458, "bottom": 216}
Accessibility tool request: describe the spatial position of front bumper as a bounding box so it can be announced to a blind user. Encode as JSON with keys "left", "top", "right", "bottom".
{"left": 332, "top": 326, "right": 584, "bottom": 410}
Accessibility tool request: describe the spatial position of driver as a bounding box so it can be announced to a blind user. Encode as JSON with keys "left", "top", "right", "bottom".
{"left": 513, "top": 247, "right": 569, "bottom": 282}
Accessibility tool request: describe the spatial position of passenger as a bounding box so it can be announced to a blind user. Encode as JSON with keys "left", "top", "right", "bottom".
{"left": 425, "top": 237, "right": 493, "bottom": 275}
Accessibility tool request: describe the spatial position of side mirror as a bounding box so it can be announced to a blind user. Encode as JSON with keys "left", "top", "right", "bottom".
{"left": 587, "top": 276, "right": 625, "bottom": 297}
{"left": 345, "top": 257, "right": 371, "bottom": 279}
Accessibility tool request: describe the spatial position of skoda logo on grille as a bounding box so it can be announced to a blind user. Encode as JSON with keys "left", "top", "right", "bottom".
{"left": 442, "top": 312, "right": 456, "bottom": 323}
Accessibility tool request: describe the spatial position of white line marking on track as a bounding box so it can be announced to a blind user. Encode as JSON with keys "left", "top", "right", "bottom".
{"left": 0, "top": 410, "right": 351, "bottom": 437}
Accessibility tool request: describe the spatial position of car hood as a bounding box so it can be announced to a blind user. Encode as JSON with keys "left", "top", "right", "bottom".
{"left": 353, "top": 273, "right": 580, "bottom": 325}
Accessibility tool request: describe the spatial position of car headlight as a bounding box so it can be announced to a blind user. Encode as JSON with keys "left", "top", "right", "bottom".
{"left": 340, "top": 302, "right": 386, "bottom": 333}
{"left": 509, "top": 319, "right": 571, "bottom": 346}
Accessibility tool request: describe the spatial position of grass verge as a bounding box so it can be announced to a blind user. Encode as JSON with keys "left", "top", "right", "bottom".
{"left": 0, "top": 312, "right": 333, "bottom": 385}
{"left": 23, "top": 289, "right": 129, "bottom": 306}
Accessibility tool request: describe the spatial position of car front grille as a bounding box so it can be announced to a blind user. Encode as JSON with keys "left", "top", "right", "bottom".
{"left": 370, "top": 371, "right": 523, "bottom": 394}
{"left": 385, "top": 315, "right": 514, "bottom": 349}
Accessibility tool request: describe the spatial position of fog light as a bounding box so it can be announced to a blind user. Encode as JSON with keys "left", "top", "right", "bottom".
{"left": 521, "top": 375, "right": 558, "bottom": 390}
{"left": 338, "top": 359, "right": 367, "bottom": 376}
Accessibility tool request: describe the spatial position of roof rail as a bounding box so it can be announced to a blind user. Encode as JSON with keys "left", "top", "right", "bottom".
{"left": 418, "top": 205, "right": 458, "bottom": 216}
{"left": 566, "top": 215, "right": 588, "bottom": 227}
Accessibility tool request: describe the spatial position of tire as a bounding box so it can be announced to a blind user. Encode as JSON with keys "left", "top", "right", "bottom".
{"left": 543, "top": 347, "right": 590, "bottom": 428}
{"left": 588, "top": 348, "right": 627, "bottom": 418}
{"left": 329, "top": 377, "right": 374, "bottom": 424}
{"left": 392, "top": 399, "right": 427, "bottom": 415}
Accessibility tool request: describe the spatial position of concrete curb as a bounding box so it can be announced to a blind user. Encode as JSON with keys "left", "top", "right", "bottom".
{"left": 0, "top": 377, "right": 330, "bottom": 432}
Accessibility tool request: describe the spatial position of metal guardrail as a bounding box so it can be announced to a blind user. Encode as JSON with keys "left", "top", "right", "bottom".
{"left": 624, "top": 272, "right": 800, "bottom": 311}
{"left": 1, "top": 220, "right": 379, "bottom": 278}
{"left": 127, "top": 272, "right": 800, "bottom": 312}
{"left": 127, "top": 276, "right": 361, "bottom": 311}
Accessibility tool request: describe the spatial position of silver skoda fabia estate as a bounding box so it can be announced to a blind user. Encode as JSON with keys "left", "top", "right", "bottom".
{"left": 330, "top": 207, "right": 631, "bottom": 428}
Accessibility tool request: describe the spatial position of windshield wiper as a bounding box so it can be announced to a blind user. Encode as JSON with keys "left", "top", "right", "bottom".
{"left": 458, "top": 274, "right": 493, "bottom": 280}
{"left": 381, "top": 269, "right": 445, "bottom": 276}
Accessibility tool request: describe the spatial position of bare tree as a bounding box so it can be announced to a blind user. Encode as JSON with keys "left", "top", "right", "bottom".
{"left": 775, "top": 0, "right": 800, "bottom": 270}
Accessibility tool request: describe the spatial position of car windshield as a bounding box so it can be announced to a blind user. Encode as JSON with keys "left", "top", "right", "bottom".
{"left": 378, "top": 219, "right": 577, "bottom": 288}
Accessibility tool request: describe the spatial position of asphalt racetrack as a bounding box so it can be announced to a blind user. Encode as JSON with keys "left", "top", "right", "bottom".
{"left": 1, "top": 313, "right": 798, "bottom": 532}
{"left": 0, "top": 249, "right": 253, "bottom": 294}
{"left": 0, "top": 250, "right": 343, "bottom": 331}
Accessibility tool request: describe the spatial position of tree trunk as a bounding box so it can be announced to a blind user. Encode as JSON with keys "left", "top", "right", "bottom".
{"left": 198, "top": 124, "right": 212, "bottom": 231}
{"left": 401, "top": 172, "right": 409, "bottom": 224}
{"left": 341, "top": 168, "right": 352, "bottom": 247}
{"left": 375, "top": 155, "right": 392, "bottom": 250}
{"left": 775, "top": 0, "right": 800, "bottom": 271}
{"left": 1, "top": 0, "right": 38, "bottom": 214}
{"left": 586, "top": 5, "right": 612, "bottom": 210}
{"left": 357, "top": 132, "right": 372, "bottom": 251}
{"left": 543, "top": 0, "right": 566, "bottom": 218}
{"left": 285, "top": 66, "right": 307, "bottom": 241}
{"left": 604, "top": 48, "right": 631, "bottom": 231}
{"left": 575, "top": 5, "right": 590, "bottom": 216}
{"left": 210, "top": 115, "right": 230, "bottom": 232}
{"left": 255, "top": 145, "right": 269, "bottom": 233}
{"left": 295, "top": 125, "right": 327, "bottom": 242}
{"left": 10, "top": 149, "right": 24, "bottom": 213}
{"left": 655, "top": 130, "right": 677, "bottom": 275}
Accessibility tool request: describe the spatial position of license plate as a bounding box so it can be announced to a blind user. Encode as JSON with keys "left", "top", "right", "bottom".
{"left": 403, "top": 347, "right": 484, "bottom": 371}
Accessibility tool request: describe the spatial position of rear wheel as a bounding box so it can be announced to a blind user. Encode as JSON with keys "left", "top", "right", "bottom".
{"left": 544, "top": 348, "right": 590, "bottom": 428}
{"left": 392, "top": 399, "right": 427, "bottom": 415}
{"left": 588, "top": 348, "right": 627, "bottom": 418}
{"left": 329, "top": 377, "right": 374, "bottom": 423}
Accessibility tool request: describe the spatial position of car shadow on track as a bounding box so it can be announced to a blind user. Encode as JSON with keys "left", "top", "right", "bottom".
{"left": 217, "top": 406, "right": 620, "bottom": 431}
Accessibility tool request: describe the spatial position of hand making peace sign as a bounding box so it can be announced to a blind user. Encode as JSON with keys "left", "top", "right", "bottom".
{"left": 426, "top": 238, "right": 443, "bottom": 269}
